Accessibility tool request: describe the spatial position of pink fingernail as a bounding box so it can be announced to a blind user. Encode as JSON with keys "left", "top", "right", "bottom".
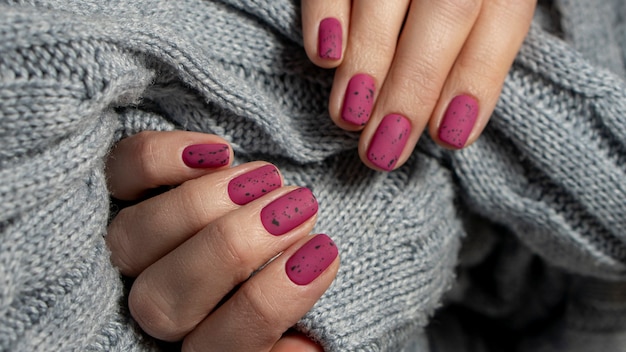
{"left": 438, "top": 95, "right": 479, "bottom": 149}
{"left": 182, "top": 144, "right": 230, "bottom": 168}
{"left": 318, "top": 17, "right": 342, "bottom": 60}
{"left": 342, "top": 74, "right": 376, "bottom": 126}
{"left": 366, "top": 114, "right": 411, "bottom": 171}
{"left": 260, "top": 188, "right": 318, "bottom": 236}
{"left": 286, "top": 234, "right": 338, "bottom": 285}
{"left": 228, "top": 165, "right": 282, "bottom": 205}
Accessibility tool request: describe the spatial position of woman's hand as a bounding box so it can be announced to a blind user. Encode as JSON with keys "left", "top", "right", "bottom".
{"left": 105, "top": 131, "right": 337, "bottom": 351}
{"left": 302, "top": 0, "right": 536, "bottom": 171}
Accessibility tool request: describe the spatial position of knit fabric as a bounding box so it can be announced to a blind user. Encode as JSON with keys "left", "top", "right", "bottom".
{"left": 0, "top": 1, "right": 625, "bottom": 351}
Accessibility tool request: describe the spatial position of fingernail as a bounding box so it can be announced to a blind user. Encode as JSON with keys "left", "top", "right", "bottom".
{"left": 182, "top": 144, "right": 230, "bottom": 168}
{"left": 261, "top": 188, "right": 318, "bottom": 236}
{"left": 318, "top": 17, "right": 342, "bottom": 60}
{"left": 341, "top": 74, "right": 376, "bottom": 126}
{"left": 228, "top": 165, "right": 282, "bottom": 205}
{"left": 366, "top": 114, "right": 411, "bottom": 171}
{"left": 286, "top": 234, "right": 338, "bottom": 286}
{"left": 438, "top": 94, "right": 479, "bottom": 149}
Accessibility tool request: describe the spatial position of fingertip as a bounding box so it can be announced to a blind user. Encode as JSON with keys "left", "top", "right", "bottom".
{"left": 303, "top": 18, "right": 345, "bottom": 69}
{"left": 328, "top": 72, "right": 377, "bottom": 131}
{"left": 317, "top": 17, "right": 343, "bottom": 62}
{"left": 181, "top": 143, "right": 231, "bottom": 169}
{"left": 301, "top": 1, "right": 349, "bottom": 68}
{"left": 429, "top": 92, "right": 494, "bottom": 151}
{"left": 285, "top": 234, "right": 339, "bottom": 287}
{"left": 358, "top": 113, "right": 413, "bottom": 172}
{"left": 433, "top": 94, "right": 480, "bottom": 150}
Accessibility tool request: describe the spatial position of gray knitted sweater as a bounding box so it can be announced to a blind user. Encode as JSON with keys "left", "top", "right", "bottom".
{"left": 1, "top": 0, "right": 625, "bottom": 351}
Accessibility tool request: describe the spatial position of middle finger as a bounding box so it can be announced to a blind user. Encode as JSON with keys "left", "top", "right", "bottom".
{"left": 360, "top": 0, "right": 483, "bottom": 171}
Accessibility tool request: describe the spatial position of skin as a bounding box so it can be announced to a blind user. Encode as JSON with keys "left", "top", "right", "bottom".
{"left": 106, "top": 131, "right": 337, "bottom": 352}
{"left": 302, "top": 0, "right": 537, "bottom": 171}
{"left": 104, "top": 1, "right": 537, "bottom": 347}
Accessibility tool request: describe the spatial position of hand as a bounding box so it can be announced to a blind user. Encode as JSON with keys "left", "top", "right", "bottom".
{"left": 301, "top": 0, "right": 536, "bottom": 171}
{"left": 105, "top": 131, "right": 338, "bottom": 351}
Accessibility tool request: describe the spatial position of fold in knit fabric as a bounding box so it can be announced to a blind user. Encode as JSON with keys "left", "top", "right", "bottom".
{"left": 0, "top": 1, "right": 624, "bottom": 351}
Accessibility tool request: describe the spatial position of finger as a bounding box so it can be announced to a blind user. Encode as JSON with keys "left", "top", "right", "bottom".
{"left": 183, "top": 234, "right": 339, "bottom": 352}
{"left": 301, "top": 0, "right": 350, "bottom": 67}
{"left": 358, "top": 0, "right": 484, "bottom": 171}
{"left": 107, "top": 162, "right": 283, "bottom": 276}
{"left": 128, "top": 187, "right": 320, "bottom": 341}
{"left": 430, "top": 0, "right": 537, "bottom": 149}
{"left": 271, "top": 331, "right": 324, "bottom": 352}
{"left": 106, "top": 130, "right": 233, "bottom": 200}
{"left": 328, "top": 0, "right": 411, "bottom": 129}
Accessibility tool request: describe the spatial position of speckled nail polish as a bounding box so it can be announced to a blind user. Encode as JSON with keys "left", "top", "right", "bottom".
{"left": 342, "top": 74, "right": 375, "bottom": 126}
{"left": 286, "top": 234, "right": 338, "bottom": 286}
{"left": 182, "top": 144, "right": 230, "bottom": 168}
{"left": 228, "top": 165, "right": 282, "bottom": 205}
{"left": 366, "top": 114, "right": 411, "bottom": 171}
{"left": 260, "top": 188, "right": 318, "bottom": 236}
{"left": 318, "top": 17, "right": 342, "bottom": 60}
{"left": 438, "top": 95, "right": 478, "bottom": 149}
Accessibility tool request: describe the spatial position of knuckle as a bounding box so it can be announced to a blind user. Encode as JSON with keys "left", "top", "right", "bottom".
{"left": 131, "top": 131, "right": 161, "bottom": 188}
{"left": 206, "top": 220, "right": 255, "bottom": 278}
{"left": 176, "top": 179, "right": 214, "bottom": 224}
{"left": 128, "top": 277, "right": 182, "bottom": 341}
{"left": 238, "top": 281, "right": 285, "bottom": 340}
{"left": 490, "top": 0, "right": 536, "bottom": 18}
{"left": 351, "top": 21, "right": 397, "bottom": 59}
{"left": 438, "top": 0, "right": 482, "bottom": 19}
{"left": 388, "top": 58, "right": 443, "bottom": 108}
{"left": 456, "top": 48, "right": 505, "bottom": 89}
{"left": 107, "top": 208, "right": 141, "bottom": 276}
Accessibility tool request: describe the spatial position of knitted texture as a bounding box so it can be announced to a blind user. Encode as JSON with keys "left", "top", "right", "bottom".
{"left": 0, "top": 1, "right": 625, "bottom": 352}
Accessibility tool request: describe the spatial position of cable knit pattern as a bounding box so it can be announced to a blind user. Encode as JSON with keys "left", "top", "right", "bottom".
{"left": 0, "top": 0, "right": 625, "bottom": 351}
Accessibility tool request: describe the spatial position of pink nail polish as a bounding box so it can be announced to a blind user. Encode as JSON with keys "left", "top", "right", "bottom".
{"left": 318, "top": 18, "right": 342, "bottom": 60}
{"left": 228, "top": 165, "right": 282, "bottom": 205}
{"left": 260, "top": 188, "right": 318, "bottom": 236}
{"left": 286, "top": 234, "right": 338, "bottom": 285}
{"left": 438, "top": 95, "right": 479, "bottom": 149}
{"left": 366, "top": 114, "right": 411, "bottom": 171}
{"left": 342, "top": 74, "right": 376, "bottom": 126}
{"left": 182, "top": 144, "right": 230, "bottom": 168}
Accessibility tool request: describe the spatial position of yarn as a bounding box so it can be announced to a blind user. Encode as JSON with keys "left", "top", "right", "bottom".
{"left": 1, "top": 1, "right": 625, "bottom": 351}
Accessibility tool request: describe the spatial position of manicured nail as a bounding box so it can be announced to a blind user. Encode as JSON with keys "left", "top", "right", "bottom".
{"left": 342, "top": 74, "right": 376, "bottom": 126}
{"left": 286, "top": 234, "right": 338, "bottom": 286}
{"left": 438, "top": 94, "right": 479, "bottom": 149}
{"left": 228, "top": 165, "right": 282, "bottom": 205}
{"left": 260, "top": 188, "right": 318, "bottom": 236}
{"left": 366, "top": 114, "right": 411, "bottom": 171}
{"left": 318, "top": 17, "right": 342, "bottom": 60}
{"left": 182, "top": 144, "right": 230, "bottom": 168}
